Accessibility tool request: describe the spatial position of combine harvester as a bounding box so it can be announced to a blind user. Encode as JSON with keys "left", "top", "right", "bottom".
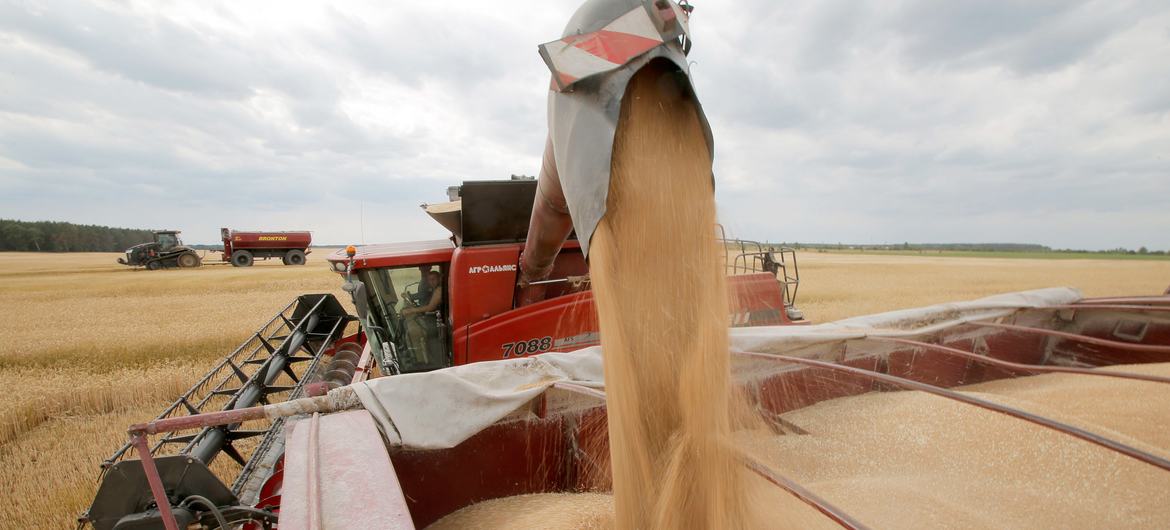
{"left": 81, "top": 174, "right": 804, "bottom": 528}
{"left": 83, "top": 1, "right": 1170, "bottom": 528}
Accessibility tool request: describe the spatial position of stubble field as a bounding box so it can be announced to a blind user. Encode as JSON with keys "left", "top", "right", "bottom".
{"left": 0, "top": 250, "right": 1167, "bottom": 528}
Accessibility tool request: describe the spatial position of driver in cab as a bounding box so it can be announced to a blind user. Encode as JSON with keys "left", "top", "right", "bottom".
{"left": 402, "top": 270, "right": 443, "bottom": 364}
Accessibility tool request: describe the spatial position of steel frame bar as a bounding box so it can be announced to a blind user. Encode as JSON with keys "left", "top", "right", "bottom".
{"left": 306, "top": 413, "right": 323, "bottom": 530}
{"left": 131, "top": 405, "right": 269, "bottom": 435}
{"left": 869, "top": 337, "right": 1170, "bottom": 385}
{"left": 547, "top": 381, "right": 864, "bottom": 529}
{"left": 352, "top": 341, "right": 374, "bottom": 383}
{"left": 131, "top": 433, "right": 179, "bottom": 530}
{"left": 742, "top": 456, "right": 870, "bottom": 530}
{"left": 736, "top": 351, "right": 1170, "bottom": 472}
{"left": 969, "top": 321, "right": 1170, "bottom": 354}
{"left": 1047, "top": 304, "right": 1170, "bottom": 313}
{"left": 1077, "top": 296, "right": 1170, "bottom": 306}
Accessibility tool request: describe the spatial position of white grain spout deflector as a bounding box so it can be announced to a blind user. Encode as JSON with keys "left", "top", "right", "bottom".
{"left": 521, "top": 0, "right": 714, "bottom": 293}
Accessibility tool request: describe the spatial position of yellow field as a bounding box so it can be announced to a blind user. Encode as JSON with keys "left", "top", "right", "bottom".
{"left": 793, "top": 252, "right": 1170, "bottom": 322}
{"left": 0, "top": 250, "right": 1166, "bottom": 528}
{"left": 0, "top": 252, "right": 348, "bottom": 529}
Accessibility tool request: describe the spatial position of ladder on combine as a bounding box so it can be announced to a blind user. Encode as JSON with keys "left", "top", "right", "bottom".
{"left": 81, "top": 294, "right": 358, "bottom": 530}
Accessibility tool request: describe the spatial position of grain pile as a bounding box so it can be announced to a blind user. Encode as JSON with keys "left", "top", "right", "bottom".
{"left": 428, "top": 493, "right": 614, "bottom": 530}
{"left": 739, "top": 362, "right": 1170, "bottom": 529}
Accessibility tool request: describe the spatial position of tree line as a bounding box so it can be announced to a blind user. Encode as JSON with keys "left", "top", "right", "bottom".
{"left": 764, "top": 241, "right": 1165, "bottom": 255}
{"left": 0, "top": 219, "right": 154, "bottom": 252}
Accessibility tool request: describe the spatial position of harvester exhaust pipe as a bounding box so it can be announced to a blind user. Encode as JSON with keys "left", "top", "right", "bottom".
{"left": 518, "top": 0, "right": 712, "bottom": 305}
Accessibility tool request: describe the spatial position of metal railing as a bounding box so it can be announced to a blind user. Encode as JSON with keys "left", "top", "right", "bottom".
{"left": 717, "top": 225, "right": 801, "bottom": 307}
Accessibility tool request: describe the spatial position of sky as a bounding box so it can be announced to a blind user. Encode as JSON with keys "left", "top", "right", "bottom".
{"left": 1, "top": 0, "right": 1167, "bottom": 250}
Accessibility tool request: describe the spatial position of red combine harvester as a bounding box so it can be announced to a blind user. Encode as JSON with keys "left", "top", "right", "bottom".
{"left": 220, "top": 228, "right": 312, "bottom": 267}
{"left": 80, "top": 179, "right": 1170, "bottom": 530}
{"left": 80, "top": 177, "right": 803, "bottom": 529}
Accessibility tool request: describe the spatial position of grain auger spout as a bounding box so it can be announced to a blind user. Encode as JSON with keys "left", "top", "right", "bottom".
{"left": 517, "top": 0, "right": 714, "bottom": 305}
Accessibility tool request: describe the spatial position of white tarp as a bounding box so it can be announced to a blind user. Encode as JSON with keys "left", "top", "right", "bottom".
{"left": 729, "top": 287, "right": 1082, "bottom": 353}
{"left": 350, "top": 287, "right": 1082, "bottom": 449}
{"left": 351, "top": 350, "right": 605, "bottom": 449}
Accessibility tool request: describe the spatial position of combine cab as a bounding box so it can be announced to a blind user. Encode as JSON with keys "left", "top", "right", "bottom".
{"left": 117, "top": 230, "right": 202, "bottom": 270}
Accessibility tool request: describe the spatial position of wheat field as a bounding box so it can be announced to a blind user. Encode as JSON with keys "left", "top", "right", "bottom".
{"left": 0, "top": 250, "right": 1167, "bottom": 528}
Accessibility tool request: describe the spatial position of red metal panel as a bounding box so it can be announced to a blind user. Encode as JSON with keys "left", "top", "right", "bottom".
{"left": 755, "top": 357, "right": 879, "bottom": 416}
{"left": 457, "top": 269, "right": 792, "bottom": 365}
{"left": 448, "top": 245, "right": 523, "bottom": 329}
{"left": 885, "top": 346, "right": 973, "bottom": 387}
{"left": 387, "top": 416, "right": 570, "bottom": 529}
{"left": 227, "top": 230, "right": 312, "bottom": 250}
{"left": 729, "top": 273, "right": 791, "bottom": 325}
{"left": 281, "top": 411, "right": 414, "bottom": 530}
{"left": 326, "top": 240, "right": 455, "bottom": 270}
{"left": 462, "top": 292, "right": 598, "bottom": 365}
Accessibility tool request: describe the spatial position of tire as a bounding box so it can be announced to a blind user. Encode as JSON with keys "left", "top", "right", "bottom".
{"left": 146, "top": 260, "right": 162, "bottom": 271}
{"left": 284, "top": 249, "right": 306, "bottom": 266}
{"left": 177, "top": 252, "right": 199, "bottom": 268}
{"left": 231, "top": 250, "right": 254, "bottom": 267}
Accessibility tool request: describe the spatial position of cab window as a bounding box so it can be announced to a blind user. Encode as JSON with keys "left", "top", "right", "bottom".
{"left": 157, "top": 233, "right": 177, "bottom": 249}
{"left": 360, "top": 264, "right": 450, "bottom": 373}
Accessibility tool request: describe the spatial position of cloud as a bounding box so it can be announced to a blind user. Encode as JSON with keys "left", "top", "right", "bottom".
{"left": 0, "top": 0, "right": 1167, "bottom": 251}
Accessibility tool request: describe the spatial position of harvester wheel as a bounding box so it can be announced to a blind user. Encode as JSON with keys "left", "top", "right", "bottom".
{"left": 177, "top": 252, "right": 200, "bottom": 268}
{"left": 146, "top": 260, "right": 162, "bottom": 271}
{"left": 231, "top": 250, "right": 254, "bottom": 267}
{"left": 284, "top": 249, "right": 306, "bottom": 266}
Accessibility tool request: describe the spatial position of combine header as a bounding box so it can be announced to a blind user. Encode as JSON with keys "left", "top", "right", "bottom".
{"left": 81, "top": 294, "right": 357, "bottom": 530}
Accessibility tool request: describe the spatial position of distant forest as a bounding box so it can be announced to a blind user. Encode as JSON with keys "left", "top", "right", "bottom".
{"left": 0, "top": 219, "right": 153, "bottom": 252}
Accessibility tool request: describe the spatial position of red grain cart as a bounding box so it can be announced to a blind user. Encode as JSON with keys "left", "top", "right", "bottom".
{"left": 220, "top": 228, "right": 312, "bottom": 267}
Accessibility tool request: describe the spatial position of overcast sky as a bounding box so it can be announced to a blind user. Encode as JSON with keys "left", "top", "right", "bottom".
{"left": 1, "top": 0, "right": 1167, "bottom": 250}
